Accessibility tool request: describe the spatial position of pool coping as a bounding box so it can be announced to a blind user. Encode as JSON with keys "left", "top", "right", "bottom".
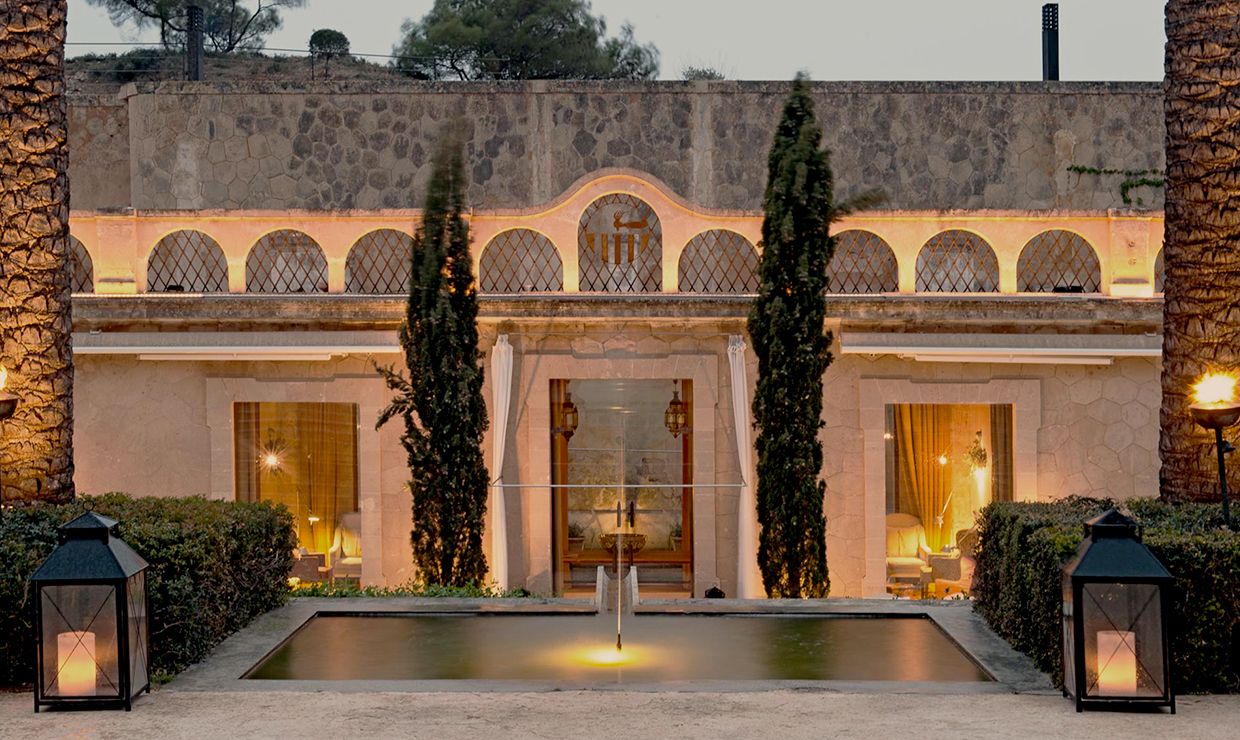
{"left": 168, "top": 597, "right": 1052, "bottom": 694}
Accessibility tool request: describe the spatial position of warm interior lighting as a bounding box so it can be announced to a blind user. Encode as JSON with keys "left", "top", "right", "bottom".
{"left": 307, "top": 514, "right": 320, "bottom": 524}
{"left": 258, "top": 449, "right": 283, "bottom": 472}
{"left": 937, "top": 454, "right": 949, "bottom": 466}
{"left": 56, "top": 631, "right": 97, "bottom": 696}
{"left": 1096, "top": 630, "right": 1138, "bottom": 696}
{"left": 1193, "top": 373, "right": 1238, "bottom": 407}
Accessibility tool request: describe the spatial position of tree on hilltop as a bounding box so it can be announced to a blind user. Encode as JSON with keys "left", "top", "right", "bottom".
{"left": 393, "top": 0, "right": 658, "bottom": 80}
{"left": 87, "top": 0, "right": 305, "bottom": 53}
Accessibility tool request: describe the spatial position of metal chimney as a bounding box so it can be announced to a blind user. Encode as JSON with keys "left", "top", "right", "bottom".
{"left": 1042, "top": 3, "right": 1059, "bottom": 81}
{"left": 186, "top": 4, "right": 204, "bottom": 81}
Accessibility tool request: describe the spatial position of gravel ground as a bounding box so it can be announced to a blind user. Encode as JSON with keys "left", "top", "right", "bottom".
{"left": 2, "top": 690, "right": 1233, "bottom": 739}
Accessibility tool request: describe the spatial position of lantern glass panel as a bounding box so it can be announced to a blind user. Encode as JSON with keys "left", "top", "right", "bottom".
{"left": 127, "top": 572, "right": 149, "bottom": 693}
{"left": 40, "top": 585, "right": 122, "bottom": 699}
{"left": 1062, "top": 575, "right": 1075, "bottom": 693}
{"left": 1081, "top": 582, "right": 1165, "bottom": 699}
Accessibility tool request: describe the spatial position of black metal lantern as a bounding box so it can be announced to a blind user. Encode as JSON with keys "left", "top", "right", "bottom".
{"left": 31, "top": 512, "right": 150, "bottom": 712}
{"left": 1062, "top": 509, "right": 1174, "bottom": 713}
{"left": 663, "top": 381, "right": 689, "bottom": 438}
{"left": 555, "top": 392, "right": 579, "bottom": 440}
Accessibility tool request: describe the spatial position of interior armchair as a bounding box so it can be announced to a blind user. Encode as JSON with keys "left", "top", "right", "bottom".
{"left": 327, "top": 511, "right": 362, "bottom": 582}
{"left": 885, "top": 512, "right": 932, "bottom": 590}
{"left": 931, "top": 527, "right": 979, "bottom": 596}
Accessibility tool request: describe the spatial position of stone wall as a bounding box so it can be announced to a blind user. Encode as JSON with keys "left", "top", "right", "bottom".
{"left": 69, "top": 80, "right": 1163, "bottom": 213}
{"left": 68, "top": 97, "right": 130, "bottom": 210}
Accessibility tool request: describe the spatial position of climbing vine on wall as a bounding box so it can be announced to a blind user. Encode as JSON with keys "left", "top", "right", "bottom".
{"left": 1066, "top": 164, "right": 1165, "bottom": 206}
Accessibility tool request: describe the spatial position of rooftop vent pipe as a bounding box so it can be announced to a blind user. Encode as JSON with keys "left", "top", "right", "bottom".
{"left": 1042, "top": 3, "right": 1059, "bottom": 81}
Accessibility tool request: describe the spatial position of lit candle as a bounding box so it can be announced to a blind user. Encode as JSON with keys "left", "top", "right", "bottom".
{"left": 1096, "top": 629, "right": 1137, "bottom": 696}
{"left": 56, "top": 631, "right": 96, "bottom": 696}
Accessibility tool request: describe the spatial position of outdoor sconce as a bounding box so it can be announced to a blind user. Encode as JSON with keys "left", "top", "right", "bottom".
{"left": 555, "top": 392, "right": 579, "bottom": 440}
{"left": 31, "top": 512, "right": 150, "bottom": 712}
{"left": 1189, "top": 372, "right": 1238, "bottom": 530}
{"left": 0, "top": 366, "right": 18, "bottom": 519}
{"left": 1062, "top": 509, "right": 1175, "bottom": 714}
{"left": 664, "top": 381, "right": 689, "bottom": 438}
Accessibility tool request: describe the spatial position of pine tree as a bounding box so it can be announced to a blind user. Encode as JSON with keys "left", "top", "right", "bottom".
{"left": 378, "top": 137, "right": 490, "bottom": 586}
{"left": 748, "top": 77, "right": 834, "bottom": 598}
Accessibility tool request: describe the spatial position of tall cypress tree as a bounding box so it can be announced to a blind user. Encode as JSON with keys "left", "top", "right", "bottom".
{"left": 378, "top": 137, "right": 490, "bottom": 586}
{"left": 748, "top": 77, "right": 834, "bottom": 598}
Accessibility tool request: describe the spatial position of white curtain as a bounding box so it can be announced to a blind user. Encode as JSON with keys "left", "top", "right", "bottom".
{"left": 489, "top": 335, "right": 513, "bottom": 589}
{"left": 729, "top": 335, "right": 763, "bottom": 598}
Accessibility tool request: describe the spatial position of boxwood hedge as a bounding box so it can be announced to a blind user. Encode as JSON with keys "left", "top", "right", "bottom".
{"left": 0, "top": 494, "right": 295, "bottom": 687}
{"left": 972, "top": 497, "right": 1240, "bottom": 693}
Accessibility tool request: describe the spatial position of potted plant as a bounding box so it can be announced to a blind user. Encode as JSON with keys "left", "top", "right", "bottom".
{"left": 669, "top": 523, "right": 683, "bottom": 551}
{"left": 567, "top": 521, "right": 586, "bottom": 554}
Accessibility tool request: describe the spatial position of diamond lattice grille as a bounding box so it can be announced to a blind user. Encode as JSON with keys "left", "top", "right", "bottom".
{"left": 1017, "top": 230, "right": 1101, "bottom": 292}
{"left": 578, "top": 194, "right": 662, "bottom": 292}
{"left": 827, "top": 230, "right": 899, "bottom": 293}
{"left": 245, "top": 230, "right": 328, "bottom": 293}
{"left": 147, "top": 230, "right": 229, "bottom": 292}
{"left": 1155, "top": 248, "right": 1165, "bottom": 293}
{"left": 915, "top": 230, "right": 1000, "bottom": 292}
{"left": 345, "top": 229, "right": 414, "bottom": 293}
{"left": 479, "top": 229, "right": 564, "bottom": 292}
{"left": 677, "top": 230, "right": 758, "bottom": 293}
{"left": 70, "top": 236, "right": 93, "bottom": 293}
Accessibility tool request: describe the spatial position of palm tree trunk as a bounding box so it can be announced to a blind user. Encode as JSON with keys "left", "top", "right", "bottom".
{"left": 0, "top": 1, "right": 74, "bottom": 504}
{"left": 1161, "top": 0, "right": 1240, "bottom": 501}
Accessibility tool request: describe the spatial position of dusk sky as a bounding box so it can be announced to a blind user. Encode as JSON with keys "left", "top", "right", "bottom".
{"left": 66, "top": 0, "right": 1167, "bottom": 81}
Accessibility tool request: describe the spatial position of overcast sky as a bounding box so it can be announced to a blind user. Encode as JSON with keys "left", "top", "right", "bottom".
{"left": 66, "top": 0, "right": 1167, "bottom": 81}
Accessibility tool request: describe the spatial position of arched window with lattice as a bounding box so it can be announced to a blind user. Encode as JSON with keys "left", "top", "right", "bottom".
{"left": 479, "top": 229, "right": 563, "bottom": 292}
{"left": 915, "top": 230, "right": 1000, "bottom": 292}
{"left": 345, "top": 229, "right": 414, "bottom": 293}
{"left": 245, "top": 230, "right": 328, "bottom": 293}
{"left": 1016, "top": 230, "right": 1101, "bottom": 293}
{"left": 677, "top": 230, "right": 758, "bottom": 293}
{"left": 70, "top": 236, "right": 94, "bottom": 293}
{"left": 1155, "top": 248, "right": 1165, "bottom": 294}
{"left": 827, "top": 230, "right": 898, "bottom": 293}
{"left": 577, "top": 193, "right": 662, "bottom": 292}
{"left": 147, "top": 230, "right": 229, "bottom": 292}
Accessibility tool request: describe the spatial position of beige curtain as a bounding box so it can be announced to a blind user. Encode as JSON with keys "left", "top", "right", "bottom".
{"left": 989, "top": 405, "right": 1014, "bottom": 503}
{"left": 894, "top": 404, "right": 954, "bottom": 551}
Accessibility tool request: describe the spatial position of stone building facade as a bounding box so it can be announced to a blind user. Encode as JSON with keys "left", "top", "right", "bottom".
{"left": 64, "top": 81, "right": 1165, "bottom": 599}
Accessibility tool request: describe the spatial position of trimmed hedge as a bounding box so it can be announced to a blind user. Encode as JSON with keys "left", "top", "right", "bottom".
{"left": 973, "top": 497, "right": 1240, "bottom": 693}
{"left": 1, "top": 494, "right": 295, "bottom": 687}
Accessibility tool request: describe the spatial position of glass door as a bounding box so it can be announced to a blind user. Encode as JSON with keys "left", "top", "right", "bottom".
{"left": 551, "top": 379, "right": 693, "bottom": 595}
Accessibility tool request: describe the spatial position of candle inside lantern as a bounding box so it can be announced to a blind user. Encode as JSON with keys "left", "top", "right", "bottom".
{"left": 1096, "top": 629, "right": 1137, "bottom": 696}
{"left": 56, "top": 631, "right": 97, "bottom": 696}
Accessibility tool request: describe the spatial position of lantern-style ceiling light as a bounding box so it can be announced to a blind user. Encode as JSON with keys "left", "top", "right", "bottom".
{"left": 31, "top": 512, "right": 150, "bottom": 712}
{"left": 555, "top": 392, "right": 579, "bottom": 440}
{"left": 1189, "top": 372, "right": 1238, "bottom": 530}
{"left": 1062, "top": 509, "right": 1175, "bottom": 713}
{"left": 664, "top": 380, "right": 689, "bottom": 438}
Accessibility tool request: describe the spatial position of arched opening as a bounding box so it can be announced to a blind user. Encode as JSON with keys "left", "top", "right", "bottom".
{"left": 677, "top": 230, "right": 759, "bottom": 293}
{"left": 479, "top": 229, "right": 564, "bottom": 292}
{"left": 245, "top": 230, "right": 328, "bottom": 293}
{"left": 915, "top": 230, "right": 999, "bottom": 292}
{"left": 69, "top": 236, "right": 94, "bottom": 293}
{"left": 147, "top": 230, "right": 229, "bottom": 292}
{"left": 828, "top": 230, "right": 899, "bottom": 293}
{"left": 577, "top": 194, "right": 662, "bottom": 292}
{"left": 345, "top": 229, "right": 415, "bottom": 293}
{"left": 1016, "top": 230, "right": 1101, "bottom": 293}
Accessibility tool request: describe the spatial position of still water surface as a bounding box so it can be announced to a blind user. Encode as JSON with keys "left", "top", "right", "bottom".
{"left": 246, "top": 614, "right": 991, "bottom": 683}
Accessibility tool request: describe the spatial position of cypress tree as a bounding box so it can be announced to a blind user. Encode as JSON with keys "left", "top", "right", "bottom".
{"left": 378, "top": 137, "right": 490, "bottom": 586}
{"left": 748, "top": 77, "right": 834, "bottom": 597}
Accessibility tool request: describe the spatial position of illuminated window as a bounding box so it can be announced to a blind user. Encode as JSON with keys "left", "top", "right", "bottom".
{"left": 245, "top": 230, "right": 327, "bottom": 293}
{"left": 828, "top": 230, "right": 899, "bottom": 293}
{"left": 234, "top": 402, "right": 359, "bottom": 560}
{"left": 147, "top": 230, "right": 229, "bottom": 292}
{"left": 578, "top": 194, "right": 662, "bottom": 292}
{"left": 915, "top": 230, "right": 999, "bottom": 292}
{"left": 1017, "top": 230, "right": 1101, "bottom": 293}
{"left": 677, "top": 230, "right": 758, "bottom": 293}
{"left": 345, "top": 229, "right": 414, "bottom": 294}
{"left": 479, "top": 229, "right": 564, "bottom": 292}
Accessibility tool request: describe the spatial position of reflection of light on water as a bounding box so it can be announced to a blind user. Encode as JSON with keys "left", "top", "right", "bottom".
{"left": 555, "top": 643, "right": 653, "bottom": 670}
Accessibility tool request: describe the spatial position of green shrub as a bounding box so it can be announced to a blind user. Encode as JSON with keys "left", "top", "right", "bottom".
{"left": 973, "top": 497, "right": 1240, "bottom": 693}
{"left": 0, "top": 494, "right": 295, "bottom": 687}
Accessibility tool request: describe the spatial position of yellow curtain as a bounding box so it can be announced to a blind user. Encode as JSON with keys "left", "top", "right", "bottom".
{"left": 894, "top": 404, "right": 954, "bottom": 551}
